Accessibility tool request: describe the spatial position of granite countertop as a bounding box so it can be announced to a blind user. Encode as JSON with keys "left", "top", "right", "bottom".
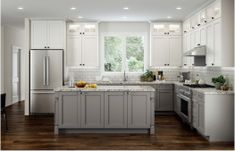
{"left": 55, "top": 85, "right": 155, "bottom": 92}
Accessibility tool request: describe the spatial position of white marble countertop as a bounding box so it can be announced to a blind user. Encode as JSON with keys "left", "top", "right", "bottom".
{"left": 55, "top": 85, "right": 155, "bottom": 92}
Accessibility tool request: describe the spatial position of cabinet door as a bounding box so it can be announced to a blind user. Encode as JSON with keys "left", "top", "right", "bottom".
{"left": 151, "top": 36, "right": 169, "bottom": 66}
{"left": 67, "top": 36, "right": 82, "bottom": 66}
{"left": 206, "top": 23, "right": 214, "bottom": 66}
{"left": 200, "top": 27, "right": 206, "bottom": 45}
{"left": 192, "top": 101, "right": 199, "bottom": 129}
{"left": 185, "top": 33, "right": 193, "bottom": 66}
{"left": 156, "top": 89, "right": 173, "bottom": 111}
{"left": 169, "top": 36, "right": 182, "bottom": 66}
{"left": 213, "top": 20, "right": 221, "bottom": 66}
{"left": 81, "top": 92, "right": 104, "bottom": 128}
{"left": 128, "top": 92, "right": 151, "bottom": 128}
{"left": 151, "top": 23, "right": 168, "bottom": 36}
{"left": 48, "top": 21, "right": 65, "bottom": 49}
{"left": 105, "top": 92, "right": 127, "bottom": 128}
{"left": 67, "top": 23, "right": 83, "bottom": 35}
{"left": 82, "top": 36, "right": 98, "bottom": 67}
{"left": 59, "top": 92, "right": 80, "bottom": 128}
{"left": 168, "top": 23, "right": 181, "bottom": 36}
{"left": 83, "top": 23, "right": 98, "bottom": 36}
{"left": 31, "top": 21, "right": 48, "bottom": 49}
{"left": 198, "top": 102, "right": 205, "bottom": 134}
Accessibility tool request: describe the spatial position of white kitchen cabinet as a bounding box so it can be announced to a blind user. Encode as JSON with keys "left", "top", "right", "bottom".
{"left": 169, "top": 36, "right": 182, "bottom": 66}
{"left": 192, "top": 91, "right": 234, "bottom": 142}
{"left": 58, "top": 92, "right": 80, "bottom": 128}
{"left": 105, "top": 92, "right": 128, "bottom": 128}
{"left": 31, "top": 20, "right": 65, "bottom": 49}
{"left": 67, "top": 36, "right": 82, "bottom": 66}
{"left": 182, "top": 0, "right": 233, "bottom": 67}
{"left": 66, "top": 22, "right": 98, "bottom": 68}
{"left": 151, "top": 35, "right": 182, "bottom": 67}
{"left": 183, "top": 33, "right": 193, "bottom": 66}
{"left": 128, "top": 92, "right": 151, "bottom": 128}
{"left": 82, "top": 36, "right": 98, "bottom": 67}
{"left": 206, "top": 22, "right": 215, "bottom": 66}
{"left": 81, "top": 92, "right": 104, "bottom": 128}
{"left": 206, "top": 0, "right": 221, "bottom": 23}
{"left": 151, "top": 23, "right": 181, "bottom": 36}
{"left": 151, "top": 36, "right": 169, "bottom": 66}
{"left": 67, "top": 22, "right": 98, "bottom": 36}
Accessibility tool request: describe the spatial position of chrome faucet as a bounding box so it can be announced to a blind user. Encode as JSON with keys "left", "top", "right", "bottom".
{"left": 123, "top": 70, "right": 128, "bottom": 82}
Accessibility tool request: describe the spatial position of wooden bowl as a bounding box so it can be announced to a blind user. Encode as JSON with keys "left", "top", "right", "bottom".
{"left": 75, "top": 83, "right": 87, "bottom": 88}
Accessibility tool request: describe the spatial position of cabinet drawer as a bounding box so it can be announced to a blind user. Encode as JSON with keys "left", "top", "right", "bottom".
{"left": 157, "top": 84, "right": 173, "bottom": 90}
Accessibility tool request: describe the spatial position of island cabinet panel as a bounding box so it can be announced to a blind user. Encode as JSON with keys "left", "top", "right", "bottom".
{"left": 58, "top": 92, "right": 80, "bottom": 128}
{"left": 81, "top": 92, "right": 104, "bottom": 128}
{"left": 104, "top": 92, "right": 128, "bottom": 128}
{"left": 128, "top": 92, "right": 151, "bottom": 128}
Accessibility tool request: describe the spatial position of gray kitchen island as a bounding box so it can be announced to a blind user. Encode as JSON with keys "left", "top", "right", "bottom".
{"left": 54, "top": 86, "right": 155, "bottom": 135}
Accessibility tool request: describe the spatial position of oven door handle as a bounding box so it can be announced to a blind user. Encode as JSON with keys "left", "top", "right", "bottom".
{"left": 177, "top": 94, "right": 191, "bottom": 102}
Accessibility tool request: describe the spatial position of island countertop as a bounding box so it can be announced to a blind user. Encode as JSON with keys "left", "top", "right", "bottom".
{"left": 55, "top": 85, "right": 155, "bottom": 92}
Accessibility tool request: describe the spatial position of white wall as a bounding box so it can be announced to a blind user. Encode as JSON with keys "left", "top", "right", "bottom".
{"left": 1, "top": 27, "right": 4, "bottom": 93}
{"left": 2, "top": 25, "right": 25, "bottom": 106}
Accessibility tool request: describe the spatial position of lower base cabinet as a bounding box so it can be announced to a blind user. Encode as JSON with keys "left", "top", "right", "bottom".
{"left": 55, "top": 91, "right": 154, "bottom": 133}
{"left": 105, "top": 92, "right": 128, "bottom": 128}
{"left": 192, "top": 92, "right": 234, "bottom": 142}
{"left": 128, "top": 92, "right": 151, "bottom": 128}
{"left": 155, "top": 84, "right": 173, "bottom": 111}
{"left": 81, "top": 92, "right": 104, "bottom": 128}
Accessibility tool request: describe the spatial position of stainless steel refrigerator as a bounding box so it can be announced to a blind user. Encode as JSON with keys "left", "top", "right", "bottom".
{"left": 30, "top": 50, "right": 63, "bottom": 114}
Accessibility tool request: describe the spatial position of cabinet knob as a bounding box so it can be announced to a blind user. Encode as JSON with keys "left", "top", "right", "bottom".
{"left": 197, "top": 24, "right": 201, "bottom": 26}
{"left": 44, "top": 46, "right": 46, "bottom": 48}
{"left": 80, "top": 64, "right": 82, "bottom": 66}
{"left": 80, "top": 32, "right": 82, "bottom": 35}
{"left": 212, "top": 17, "right": 214, "bottom": 20}
{"left": 48, "top": 46, "right": 50, "bottom": 49}
{"left": 204, "top": 20, "right": 207, "bottom": 23}
{"left": 83, "top": 32, "right": 85, "bottom": 35}
{"left": 184, "top": 31, "right": 187, "bottom": 33}
{"left": 184, "top": 64, "right": 187, "bottom": 66}
{"left": 212, "top": 63, "right": 214, "bottom": 66}
{"left": 83, "top": 64, "right": 85, "bottom": 66}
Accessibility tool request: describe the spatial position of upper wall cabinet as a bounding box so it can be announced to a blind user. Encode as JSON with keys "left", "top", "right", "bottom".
{"left": 66, "top": 22, "right": 99, "bottom": 68}
{"left": 31, "top": 20, "right": 66, "bottom": 49}
{"left": 150, "top": 22, "right": 182, "bottom": 67}
{"left": 67, "top": 22, "right": 98, "bottom": 36}
{"left": 151, "top": 23, "right": 181, "bottom": 36}
{"left": 183, "top": 0, "right": 234, "bottom": 67}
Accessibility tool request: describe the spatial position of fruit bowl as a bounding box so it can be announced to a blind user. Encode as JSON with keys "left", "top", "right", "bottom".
{"left": 75, "top": 81, "right": 87, "bottom": 88}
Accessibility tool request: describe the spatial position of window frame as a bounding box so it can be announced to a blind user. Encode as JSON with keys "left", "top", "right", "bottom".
{"left": 101, "top": 32, "right": 148, "bottom": 75}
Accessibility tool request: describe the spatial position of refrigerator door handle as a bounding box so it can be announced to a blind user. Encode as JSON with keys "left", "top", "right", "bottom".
{"left": 46, "top": 56, "right": 50, "bottom": 86}
{"left": 43, "top": 56, "right": 47, "bottom": 86}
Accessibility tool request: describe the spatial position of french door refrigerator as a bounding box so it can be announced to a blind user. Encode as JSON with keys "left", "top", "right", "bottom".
{"left": 30, "top": 50, "right": 63, "bottom": 114}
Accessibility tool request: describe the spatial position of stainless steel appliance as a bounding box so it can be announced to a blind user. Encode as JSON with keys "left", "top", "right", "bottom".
{"left": 184, "top": 45, "right": 206, "bottom": 66}
{"left": 30, "top": 50, "right": 63, "bottom": 114}
{"left": 177, "top": 84, "right": 215, "bottom": 125}
{"left": 177, "top": 86, "right": 192, "bottom": 124}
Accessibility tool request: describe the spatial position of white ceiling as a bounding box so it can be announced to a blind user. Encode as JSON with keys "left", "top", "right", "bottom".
{"left": 2, "top": 0, "right": 212, "bottom": 29}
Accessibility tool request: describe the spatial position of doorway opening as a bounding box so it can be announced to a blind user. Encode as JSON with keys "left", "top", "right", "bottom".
{"left": 12, "top": 46, "right": 21, "bottom": 104}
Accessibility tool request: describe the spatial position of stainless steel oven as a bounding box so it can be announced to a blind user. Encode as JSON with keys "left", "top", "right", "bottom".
{"left": 177, "top": 93, "right": 192, "bottom": 123}
{"left": 177, "top": 86, "right": 192, "bottom": 124}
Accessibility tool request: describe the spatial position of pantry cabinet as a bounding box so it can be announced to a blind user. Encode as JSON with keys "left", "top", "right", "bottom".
{"left": 31, "top": 20, "right": 65, "bottom": 49}
{"left": 66, "top": 22, "right": 98, "bottom": 68}
{"left": 151, "top": 22, "right": 182, "bottom": 67}
{"left": 182, "top": 0, "right": 234, "bottom": 67}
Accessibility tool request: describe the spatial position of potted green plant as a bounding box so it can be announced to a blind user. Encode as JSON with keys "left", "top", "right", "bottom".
{"left": 212, "top": 75, "right": 226, "bottom": 90}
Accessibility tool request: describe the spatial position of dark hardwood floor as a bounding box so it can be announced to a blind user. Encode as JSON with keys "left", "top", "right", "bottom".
{"left": 1, "top": 101, "right": 234, "bottom": 150}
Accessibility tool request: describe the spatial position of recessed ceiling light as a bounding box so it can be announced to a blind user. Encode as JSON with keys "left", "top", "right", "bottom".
{"left": 70, "top": 7, "right": 76, "bottom": 10}
{"left": 176, "top": 7, "right": 182, "bottom": 10}
{"left": 123, "top": 7, "right": 129, "bottom": 10}
{"left": 17, "top": 7, "right": 24, "bottom": 10}
{"left": 78, "top": 16, "right": 83, "bottom": 19}
{"left": 167, "top": 16, "right": 172, "bottom": 19}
